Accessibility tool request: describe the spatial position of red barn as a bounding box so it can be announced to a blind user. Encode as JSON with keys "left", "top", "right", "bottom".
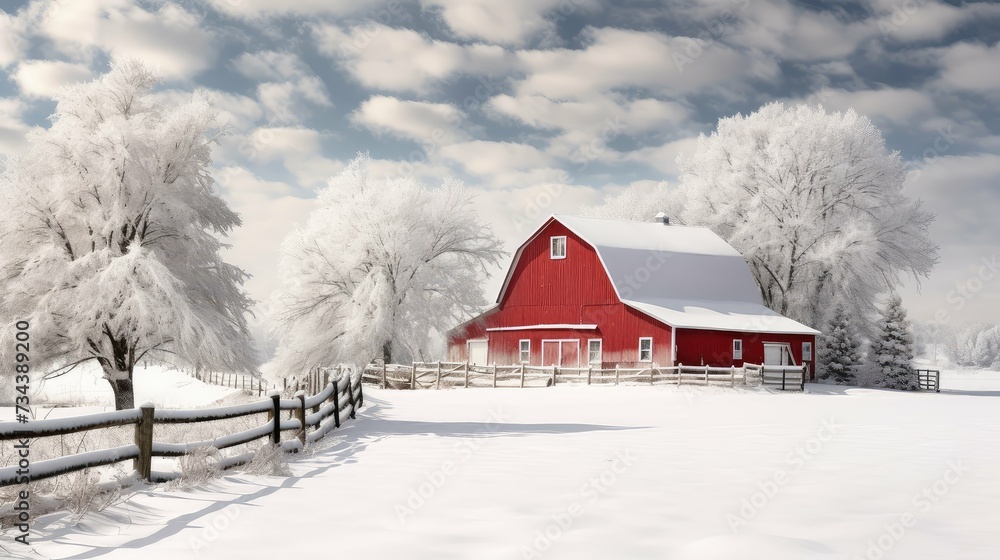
{"left": 447, "top": 215, "right": 820, "bottom": 379}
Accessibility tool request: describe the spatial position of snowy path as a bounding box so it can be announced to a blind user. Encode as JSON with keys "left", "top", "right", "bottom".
{"left": 10, "top": 380, "right": 1000, "bottom": 559}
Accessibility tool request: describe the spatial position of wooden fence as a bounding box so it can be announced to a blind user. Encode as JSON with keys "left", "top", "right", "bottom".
{"left": 362, "top": 362, "right": 807, "bottom": 391}
{"left": 0, "top": 371, "right": 363, "bottom": 487}
{"left": 916, "top": 369, "right": 941, "bottom": 392}
{"left": 197, "top": 370, "right": 270, "bottom": 396}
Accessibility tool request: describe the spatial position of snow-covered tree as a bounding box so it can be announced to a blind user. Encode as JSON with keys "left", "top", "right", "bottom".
{"left": 819, "top": 306, "right": 860, "bottom": 384}
{"left": 870, "top": 294, "right": 917, "bottom": 390}
{"left": 272, "top": 154, "right": 506, "bottom": 372}
{"left": 948, "top": 323, "right": 1000, "bottom": 368}
{"left": 581, "top": 181, "right": 680, "bottom": 222}
{"left": 0, "top": 60, "right": 256, "bottom": 410}
{"left": 599, "top": 103, "right": 937, "bottom": 329}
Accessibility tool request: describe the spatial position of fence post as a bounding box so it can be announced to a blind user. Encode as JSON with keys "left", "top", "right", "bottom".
{"left": 614, "top": 364, "right": 620, "bottom": 386}
{"left": 520, "top": 364, "right": 525, "bottom": 388}
{"left": 357, "top": 375, "right": 364, "bottom": 407}
{"left": 332, "top": 378, "right": 341, "bottom": 428}
{"left": 800, "top": 366, "right": 805, "bottom": 391}
{"left": 134, "top": 404, "right": 154, "bottom": 482}
{"left": 587, "top": 366, "right": 592, "bottom": 386}
{"left": 678, "top": 363, "right": 683, "bottom": 386}
{"left": 270, "top": 392, "right": 281, "bottom": 445}
{"left": 704, "top": 365, "right": 709, "bottom": 386}
{"left": 436, "top": 362, "right": 442, "bottom": 390}
{"left": 551, "top": 366, "right": 557, "bottom": 387}
{"left": 651, "top": 365, "right": 655, "bottom": 385}
{"left": 382, "top": 362, "right": 387, "bottom": 389}
{"left": 295, "top": 392, "right": 307, "bottom": 447}
{"left": 782, "top": 368, "right": 786, "bottom": 391}
{"left": 730, "top": 365, "right": 735, "bottom": 388}
{"left": 492, "top": 364, "right": 498, "bottom": 388}
{"left": 347, "top": 376, "right": 357, "bottom": 419}
{"left": 935, "top": 370, "right": 940, "bottom": 393}
{"left": 464, "top": 362, "right": 470, "bottom": 388}
{"left": 411, "top": 363, "right": 417, "bottom": 390}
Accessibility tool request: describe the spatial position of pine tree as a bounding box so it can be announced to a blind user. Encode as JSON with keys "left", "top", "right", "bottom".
{"left": 820, "top": 306, "right": 859, "bottom": 384}
{"left": 870, "top": 294, "right": 918, "bottom": 390}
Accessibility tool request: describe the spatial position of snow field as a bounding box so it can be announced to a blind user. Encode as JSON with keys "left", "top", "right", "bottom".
{"left": 7, "top": 370, "right": 999, "bottom": 559}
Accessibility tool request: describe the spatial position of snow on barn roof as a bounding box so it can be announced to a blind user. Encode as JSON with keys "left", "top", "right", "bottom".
{"left": 499, "top": 215, "right": 818, "bottom": 335}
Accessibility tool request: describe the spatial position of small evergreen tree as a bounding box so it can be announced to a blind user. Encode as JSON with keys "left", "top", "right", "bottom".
{"left": 871, "top": 294, "right": 917, "bottom": 390}
{"left": 820, "top": 306, "right": 859, "bottom": 384}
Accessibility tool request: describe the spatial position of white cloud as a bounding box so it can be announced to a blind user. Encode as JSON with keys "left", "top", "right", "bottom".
{"left": 420, "top": 0, "right": 587, "bottom": 45}
{"left": 794, "top": 87, "right": 936, "bottom": 125}
{"left": 935, "top": 42, "right": 1000, "bottom": 96}
{"left": 439, "top": 140, "right": 553, "bottom": 177}
{"left": 0, "top": 9, "right": 29, "bottom": 67}
{"left": 243, "top": 127, "right": 342, "bottom": 188}
{"left": 149, "top": 88, "right": 263, "bottom": 131}
{"left": 623, "top": 135, "right": 702, "bottom": 178}
{"left": 0, "top": 98, "right": 32, "bottom": 156}
{"left": 350, "top": 96, "right": 467, "bottom": 146}
{"left": 215, "top": 166, "right": 320, "bottom": 310}
{"left": 874, "top": 0, "right": 1000, "bottom": 43}
{"left": 234, "top": 51, "right": 332, "bottom": 124}
{"left": 488, "top": 93, "right": 689, "bottom": 133}
{"left": 515, "top": 27, "right": 779, "bottom": 100}
{"left": 726, "top": 0, "right": 876, "bottom": 62}
{"left": 12, "top": 60, "right": 93, "bottom": 98}
{"left": 312, "top": 23, "right": 513, "bottom": 93}
{"left": 37, "top": 1, "right": 216, "bottom": 81}
{"left": 203, "top": 0, "right": 383, "bottom": 19}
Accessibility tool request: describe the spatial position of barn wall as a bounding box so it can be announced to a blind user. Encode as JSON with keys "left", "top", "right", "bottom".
{"left": 675, "top": 328, "right": 816, "bottom": 378}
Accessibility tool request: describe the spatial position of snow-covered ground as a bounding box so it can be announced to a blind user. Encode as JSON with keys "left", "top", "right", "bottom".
{"left": 5, "top": 368, "right": 1000, "bottom": 559}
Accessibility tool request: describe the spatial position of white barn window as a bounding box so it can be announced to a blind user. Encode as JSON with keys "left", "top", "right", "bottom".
{"left": 733, "top": 339, "right": 743, "bottom": 360}
{"left": 519, "top": 340, "right": 530, "bottom": 363}
{"left": 588, "top": 339, "right": 603, "bottom": 365}
{"left": 802, "top": 341, "right": 812, "bottom": 361}
{"left": 550, "top": 236, "right": 566, "bottom": 259}
{"left": 639, "top": 337, "right": 653, "bottom": 362}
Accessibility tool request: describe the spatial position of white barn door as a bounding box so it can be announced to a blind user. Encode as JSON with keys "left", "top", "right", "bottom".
{"left": 763, "top": 343, "right": 795, "bottom": 365}
{"left": 468, "top": 340, "right": 488, "bottom": 365}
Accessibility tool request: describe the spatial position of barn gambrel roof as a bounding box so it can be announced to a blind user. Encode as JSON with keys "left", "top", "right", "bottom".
{"left": 497, "top": 215, "right": 819, "bottom": 335}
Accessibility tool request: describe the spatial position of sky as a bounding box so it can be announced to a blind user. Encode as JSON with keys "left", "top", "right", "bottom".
{"left": 0, "top": 0, "right": 998, "bottom": 340}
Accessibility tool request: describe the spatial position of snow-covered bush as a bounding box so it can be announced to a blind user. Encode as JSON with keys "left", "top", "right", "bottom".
{"left": 243, "top": 443, "right": 291, "bottom": 477}
{"left": 870, "top": 295, "right": 918, "bottom": 390}
{"left": 819, "top": 306, "right": 860, "bottom": 384}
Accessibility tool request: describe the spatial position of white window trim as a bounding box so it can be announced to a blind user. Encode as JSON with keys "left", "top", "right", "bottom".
{"left": 519, "top": 339, "right": 531, "bottom": 364}
{"left": 639, "top": 337, "right": 653, "bottom": 362}
{"left": 733, "top": 339, "right": 743, "bottom": 360}
{"left": 588, "top": 338, "right": 603, "bottom": 365}
{"left": 802, "top": 341, "right": 813, "bottom": 362}
{"left": 550, "top": 236, "right": 567, "bottom": 259}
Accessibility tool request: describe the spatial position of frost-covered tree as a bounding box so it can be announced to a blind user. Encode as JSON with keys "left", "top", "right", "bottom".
{"left": 273, "top": 154, "right": 506, "bottom": 372}
{"left": 870, "top": 295, "right": 917, "bottom": 390}
{"left": 581, "top": 181, "right": 680, "bottom": 222}
{"left": 625, "top": 103, "right": 937, "bottom": 328}
{"left": 819, "top": 306, "right": 860, "bottom": 384}
{"left": 0, "top": 60, "right": 256, "bottom": 410}
{"left": 949, "top": 323, "right": 1000, "bottom": 368}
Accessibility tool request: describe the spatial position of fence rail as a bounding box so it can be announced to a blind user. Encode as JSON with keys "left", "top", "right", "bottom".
{"left": 0, "top": 370, "right": 363, "bottom": 487}
{"left": 916, "top": 369, "right": 940, "bottom": 392}
{"left": 196, "top": 370, "right": 270, "bottom": 396}
{"left": 362, "top": 362, "right": 807, "bottom": 392}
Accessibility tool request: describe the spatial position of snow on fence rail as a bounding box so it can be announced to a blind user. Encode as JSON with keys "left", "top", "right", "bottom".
{"left": 0, "top": 370, "right": 363, "bottom": 487}
{"left": 361, "top": 362, "right": 807, "bottom": 392}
